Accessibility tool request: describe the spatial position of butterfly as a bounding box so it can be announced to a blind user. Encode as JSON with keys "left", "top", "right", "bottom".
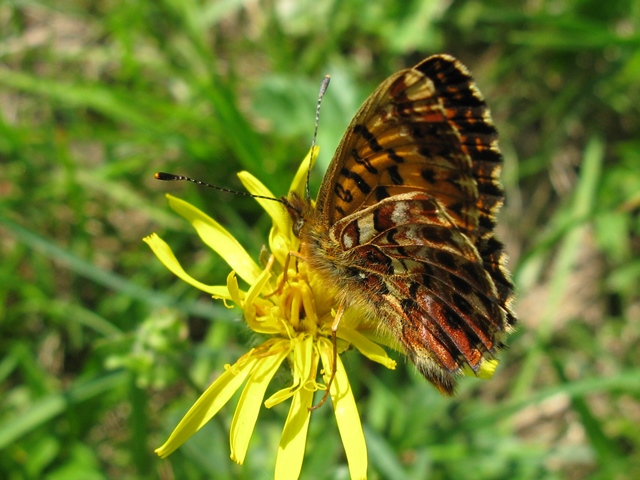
{"left": 284, "top": 54, "right": 516, "bottom": 394}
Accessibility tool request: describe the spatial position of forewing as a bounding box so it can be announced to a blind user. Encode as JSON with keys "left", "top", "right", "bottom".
{"left": 317, "top": 55, "right": 505, "bottom": 243}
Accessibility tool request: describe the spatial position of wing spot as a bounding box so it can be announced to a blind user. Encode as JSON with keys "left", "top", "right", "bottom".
{"left": 375, "top": 186, "right": 390, "bottom": 201}
{"left": 353, "top": 124, "right": 383, "bottom": 152}
{"left": 386, "top": 148, "right": 404, "bottom": 163}
{"left": 388, "top": 165, "right": 403, "bottom": 185}
{"left": 351, "top": 149, "right": 379, "bottom": 174}
{"left": 451, "top": 292, "right": 474, "bottom": 316}
{"left": 449, "top": 273, "right": 473, "bottom": 294}
{"left": 340, "top": 167, "right": 372, "bottom": 194}
{"left": 435, "top": 250, "right": 457, "bottom": 270}
{"left": 334, "top": 183, "right": 353, "bottom": 203}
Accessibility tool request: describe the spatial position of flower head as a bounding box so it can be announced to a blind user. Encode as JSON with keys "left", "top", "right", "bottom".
{"left": 145, "top": 148, "right": 397, "bottom": 479}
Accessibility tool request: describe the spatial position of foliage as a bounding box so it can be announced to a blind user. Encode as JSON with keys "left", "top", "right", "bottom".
{"left": 1, "top": 0, "right": 639, "bottom": 478}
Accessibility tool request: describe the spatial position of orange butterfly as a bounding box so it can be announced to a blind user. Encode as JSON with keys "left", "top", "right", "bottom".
{"left": 285, "top": 54, "right": 516, "bottom": 395}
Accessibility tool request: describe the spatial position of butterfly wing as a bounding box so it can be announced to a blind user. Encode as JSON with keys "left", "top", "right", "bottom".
{"left": 330, "top": 192, "right": 512, "bottom": 393}
{"left": 302, "top": 55, "right": 516, "bottom": 393}
{"left": 318, "top": 56, "right": 488, "bottom": 238}
{"left": 319, "top": 54, "right": 516, "bottom": 327}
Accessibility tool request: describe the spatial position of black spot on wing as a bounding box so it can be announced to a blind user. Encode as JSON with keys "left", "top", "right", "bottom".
{"left": 334, "top": 182, "right": 353, "bottom": 202}
{"left": 351, "top": 148, "right": 379, "bottom": 174}
{"left": 421, "top": 168, "right": 437, "bottom": 184}
{"left": 386, "top": 148, "right": 404, "bottom": 163}
{"left": 353, "top": 124, "right": 383, "bottom": 152}
{"left": 340, "top": 167, "right": 372, "bottom": 194}
{"left": 388, "top": 165, "right": 403, "bottom": 185}
{"left": 375, "top": 186, "right": 390, "bottom": 201}
{"left": 434, "top": 250, "right": 457, "bottom": 270}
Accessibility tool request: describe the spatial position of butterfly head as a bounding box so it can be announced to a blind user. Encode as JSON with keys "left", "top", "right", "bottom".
{"left": 281, "top": 191, "right": 313, "bottom": 238}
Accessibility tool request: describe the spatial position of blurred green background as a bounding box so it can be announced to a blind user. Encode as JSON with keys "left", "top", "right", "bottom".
{"left": 2, "top": 1, "right": 639, "bottom": 479}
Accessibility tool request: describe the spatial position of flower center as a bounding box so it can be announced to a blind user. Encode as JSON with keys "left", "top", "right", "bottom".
{"left": 266, "top": 256, "right": 336, "bottom": 341}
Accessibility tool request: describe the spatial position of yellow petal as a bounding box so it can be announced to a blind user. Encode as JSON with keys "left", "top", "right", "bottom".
{"left": 144, "top": 234, "right": 231, "bottom": 297}
{"left": 479, "top": 358, "right": 499, "bottom": 379}
{"left": 289, "top": 147, "right": 318, "bottom": 198}
{"left": 339, "top": 327, "right": 397, "bottom": 370}
{"left": 297, "top": 281, "right": 319, "bottom": 327}
{"left": 237, "top": 171, "right": 290, "bottom": 242}
{"left": 155, "top": 353, "right": 258, "bottom": 458}
{"left": 462, "top": 357, "right": 499, "bottom": 379}
{"left": 226, "top": 270, "right": 244, "bottom": 307}
{"left": 230, "top": 340, "right": 290, "bottom": 464}
{"left": 264, "top": 379, "right": 299, "bottom": 409}
{"left": 166, "top": 194, "right": 262, "bottom": 285}
{"left": 237, "top": 170, "right": 295, "bottom": 266}
{"left": 274, "top": 335, "right": 316, "bottom": 480}
{"left": 318, "top": 338, "right": 368, "bottom": 480}
{"left": 264, "top": 334, "right": 313, "bottom": 408}
{"left": 243, "top": 256, "right": 273, "bottom": 312}
{"left": 238, "top": 257, "right": 287, "bottom": 335}
{"left": 268, "top": 223, "right": 294, "bottom": 267}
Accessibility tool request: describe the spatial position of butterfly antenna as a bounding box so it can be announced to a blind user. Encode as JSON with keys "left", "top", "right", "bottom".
{"left": 305, "top": 75, "right": 331, "bottom": 202}
{"left": 154, "top": 172, "right": 287, "bottom": 205}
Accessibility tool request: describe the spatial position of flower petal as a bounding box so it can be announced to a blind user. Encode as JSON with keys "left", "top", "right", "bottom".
{"left": 144, "top": 234, "right": 231, "bottom": 297}
{"left": 268, "top": 223, "right": 295, "bottom": 266}
{"left": 155, "top": 352, "right": 259, "bottom": 458}
{"left": 274, "top": 335, "right": 315, "bottom": 480}
{"left": 478, "top": 358, "right": 499, "bottom": 379}
{"left": 264, "top": 334, "right": 313, "bottom": 408}
{"left": 226, "top": 270, "right": 244, "bottom": 307}
{"left": 238, "top": 170, "right": 293, "bottom": 266}
{"left": 243, "top": 256, "right": 274, "bottom": 312}
{"left": 166, "top": 194, "right": 262, "bottom": 285}
{"left": 237, "top": 171, "right": 290, "bottom": 241}
{"left": 264, "top": 380, "right": 299, "bottom": 409}
{"left": 289, "top": 147, "right": 318, "bottom": 198}
{"left": 339, "top": 327, "right": 397, "bottom": 370}
{"left": 318, "top": 338, "right": 368, "bottom": 480}
{"left": 230, "top": 340, "right": 290, "bottom": 464}
{"left": 462, "top": 357, "right": 499, "bottom": 379}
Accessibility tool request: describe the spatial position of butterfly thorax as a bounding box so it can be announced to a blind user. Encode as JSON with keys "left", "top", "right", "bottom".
{"left": 283, "top": 192, "right": 379, "bottom": 315}
{"left": 284, "top": 191, "right": 346, "bottom": 279}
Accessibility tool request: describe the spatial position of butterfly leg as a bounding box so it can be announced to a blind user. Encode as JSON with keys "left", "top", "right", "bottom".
{"left": 309, "top": 303, "right": 344, "bottom": 411}
{"left": 264, "top": 251, "right": 304, "bottom": 298}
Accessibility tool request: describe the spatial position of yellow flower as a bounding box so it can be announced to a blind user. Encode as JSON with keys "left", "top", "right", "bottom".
{"left": 145, "top": 148, "right": 397, "bottom": 480}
